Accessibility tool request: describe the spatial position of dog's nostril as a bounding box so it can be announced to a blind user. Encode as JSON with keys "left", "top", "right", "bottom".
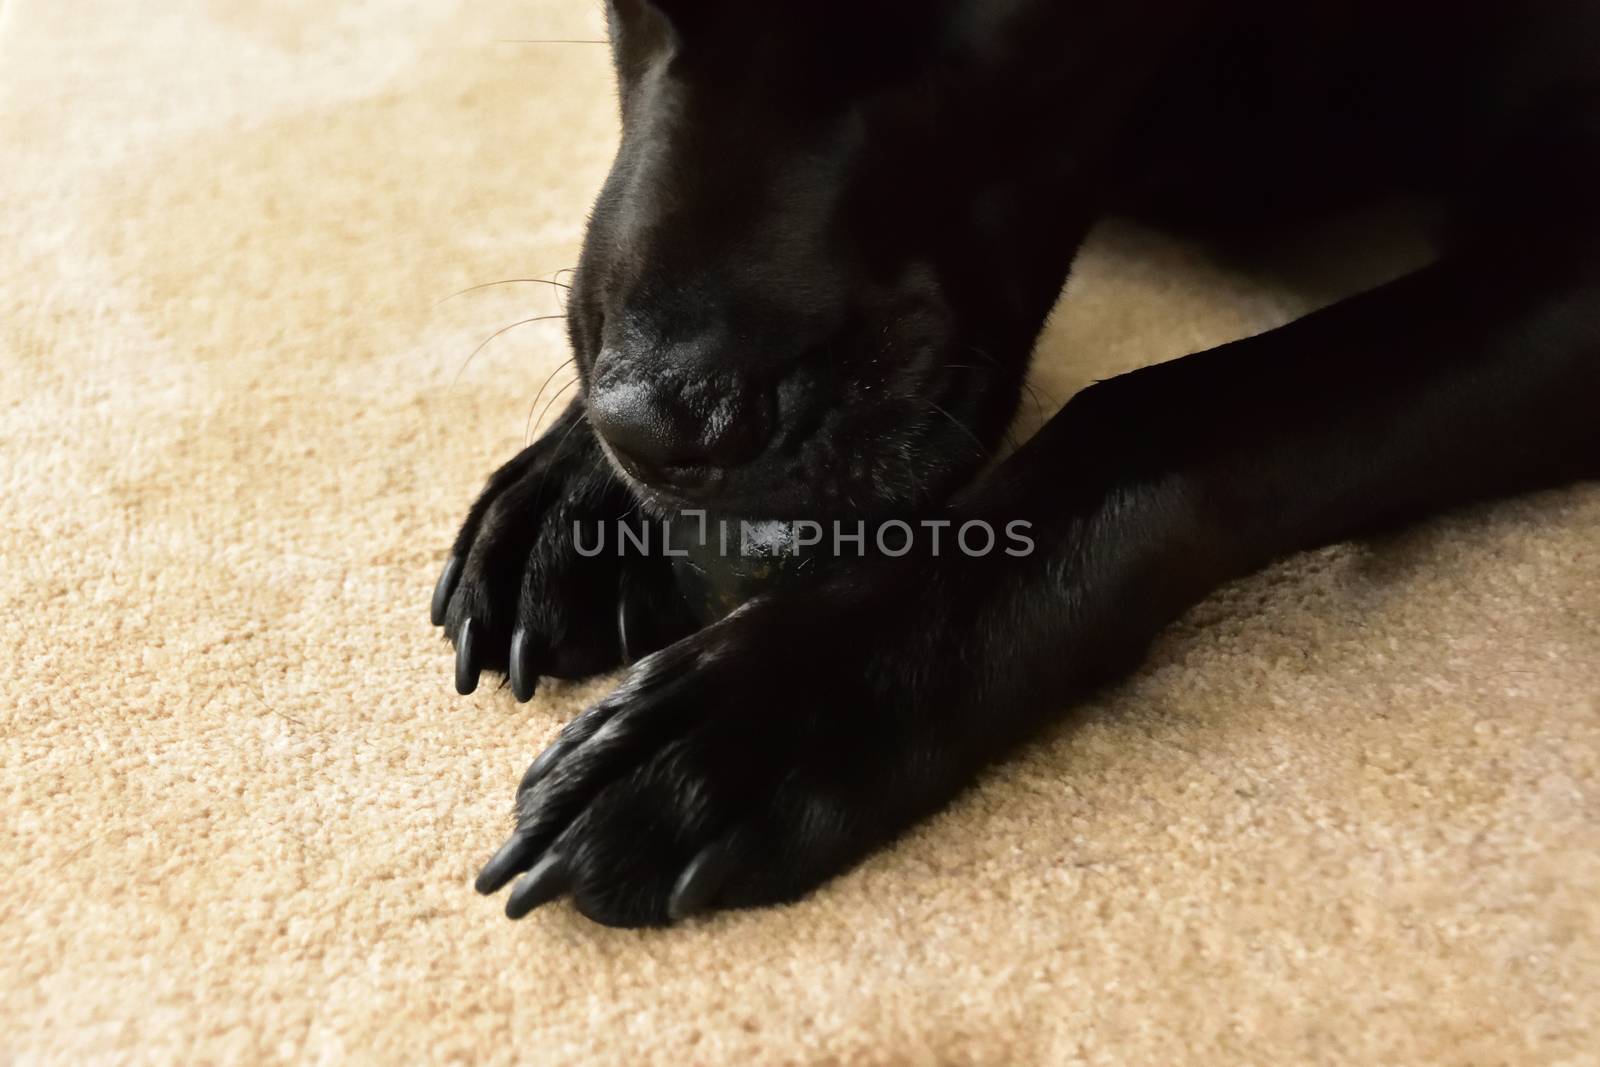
{"left": 587, "top": 377, "right": 772, "bottom": 484}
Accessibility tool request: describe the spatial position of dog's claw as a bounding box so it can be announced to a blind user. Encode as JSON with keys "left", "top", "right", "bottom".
{"left": 617, "top": 574, "right": 654, "bottom": 666}
{"left": 616, "top": 591, "right": 635, "bottom": 665}
{"left": 455, "top": 617, "right": 481, "bottom": 695}
{"left": 517, "top": 739, "right": 572, "bottom": 795}
{"left": 505, "top": 852, "right": 570, "bottom": 919}
{"left": 509, "top": 629, "right": 537, "bottom": 703}
{"left": 430, "top": 555, "right": 462, "bottom": 627}
{"left": 668, "top": 842, "right": 735, "bottom": 922}
{"left": 476, "top": 833, "right": 539, "bottom": 895}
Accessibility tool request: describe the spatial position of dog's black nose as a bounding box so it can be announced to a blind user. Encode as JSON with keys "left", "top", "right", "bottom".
{"left": 586, "top": 365, "right": 772, "bottom": 487}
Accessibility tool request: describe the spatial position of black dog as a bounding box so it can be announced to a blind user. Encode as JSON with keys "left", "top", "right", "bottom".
{"left": 433, "top": 0, "right": 1600, "bottom": 926}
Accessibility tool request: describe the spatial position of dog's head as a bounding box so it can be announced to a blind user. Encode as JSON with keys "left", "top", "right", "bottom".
{"left": 566, "top": 0, "right": 1153, "bottom": 517}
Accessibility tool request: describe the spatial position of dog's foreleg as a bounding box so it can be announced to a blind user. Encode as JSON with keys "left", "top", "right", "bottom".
{"left": 963, "top": 229, "right": 1600, "bottom": 716}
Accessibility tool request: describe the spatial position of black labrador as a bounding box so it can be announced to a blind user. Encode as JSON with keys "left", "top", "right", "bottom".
{"left": 432, "top": 0, "right": 1600, "bottom": 926}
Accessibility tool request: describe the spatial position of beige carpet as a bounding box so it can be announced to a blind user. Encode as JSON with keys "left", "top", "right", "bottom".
{"left": 3, "top": 2, "right": 1597, "bottom": 1063}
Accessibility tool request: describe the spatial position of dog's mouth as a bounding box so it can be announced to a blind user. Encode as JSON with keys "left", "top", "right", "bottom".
{"left": 588, "top": 356, "right": 996, "bottom": 523}
{"left": 590, "top": 433, "right": 719, "bottom": 514}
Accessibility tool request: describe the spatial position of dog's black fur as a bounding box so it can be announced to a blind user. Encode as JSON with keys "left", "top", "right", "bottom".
{"left": 435, "top": 0, "right": 1600, "bottom": 926}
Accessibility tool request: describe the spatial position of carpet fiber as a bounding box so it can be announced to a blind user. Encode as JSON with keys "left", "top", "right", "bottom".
{"left": 3, "top": 2, "right": 1597, "bottom": 1062}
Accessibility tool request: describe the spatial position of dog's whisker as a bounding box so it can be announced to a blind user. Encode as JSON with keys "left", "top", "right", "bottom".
{"left": 1018, "top": 384, "right": 1047, "bottom": 429}
{"left": 532, "top": 376, "right": 581, "bottom": 439}
{"left": 924, "top": 400, "right": 989, "bottom": 460}
{"left": 532, "top": 402, "right": 589, "bottom": 514}
{"left": 971, "top": 347, "right": 1050, "bottom": 430}
{"left": 452, "top": 315, "right": 567, "bottom": 387}
{"left": 434, "top": 278, "right": 571, "bottom": 308}
{"left": 548, "top": 268, "right": 578, "bottom": 311}
{"left": 525, "top": 357, "right": 579, "bottom": 443}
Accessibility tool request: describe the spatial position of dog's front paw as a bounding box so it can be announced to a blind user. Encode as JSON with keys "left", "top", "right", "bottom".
{"left": 473, "top": 567, "right": 977, "bottom": 926}
{"left": 431, "top": 400, "right": 696, "bottom": 700}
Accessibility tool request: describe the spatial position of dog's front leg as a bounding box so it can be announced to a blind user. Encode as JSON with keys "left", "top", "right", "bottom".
{"left": 472, "top": 230, "right": 1598, "bottom": 927}
{"left": 957, "top": 228, "right": 1600, "bottom": 721}
{"left": 1026, "top": 234, "right": 1600, "bottom": 585}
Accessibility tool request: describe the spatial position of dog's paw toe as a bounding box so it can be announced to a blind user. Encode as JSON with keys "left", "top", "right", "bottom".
{"left": 472, "top": 614, "right": 918, "bottom": 926}
{"left": 431, "top": 406, "right": 696, "bottom": 697}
